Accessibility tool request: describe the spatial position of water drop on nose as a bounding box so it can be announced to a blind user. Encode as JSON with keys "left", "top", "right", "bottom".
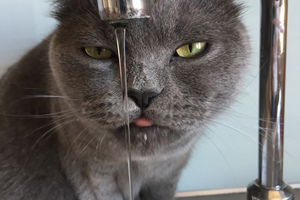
{"left": 143, "top": 133, "right": 148, "bottom": 142}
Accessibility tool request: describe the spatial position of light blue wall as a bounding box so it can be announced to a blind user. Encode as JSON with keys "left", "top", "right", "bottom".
{"left": 0, "top": 0, "right": 299, "bottom": 192}
{"left": 0, "top": 0, "right": 57, "bottom": 74}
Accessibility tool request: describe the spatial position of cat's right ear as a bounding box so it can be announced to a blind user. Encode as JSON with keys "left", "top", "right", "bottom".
{"left": 51, "top": 0, "right": 65, "bottom": 7}
{"left": 50, "top": 0, "right": 65, "bottom": 20}
{"left": 50, "top": 0, "right": 99, "bottom": 22}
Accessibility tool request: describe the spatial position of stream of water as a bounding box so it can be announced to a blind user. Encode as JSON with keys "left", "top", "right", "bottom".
{"left": 114, "top": 26, "right": 134, "bottom": 200}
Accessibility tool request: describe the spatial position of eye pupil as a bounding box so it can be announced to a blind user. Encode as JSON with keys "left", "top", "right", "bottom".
{"left": 96, "top": 47, "right": 102, "bottom": 55}
{"left": 188, "top": 44, "right": 193, "bottom": 53}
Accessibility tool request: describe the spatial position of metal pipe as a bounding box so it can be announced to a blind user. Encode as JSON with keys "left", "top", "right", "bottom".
{"left": 97, "top": 0, "right": 151, "bottom": 22}
{"left": 259, "top": 0, "right": 287, "bottom": 188}
{"left": 247, "top": 0, "right": 294, "bottom": 199}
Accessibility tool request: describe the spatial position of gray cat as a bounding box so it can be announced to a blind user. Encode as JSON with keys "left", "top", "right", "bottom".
{"left": 0, "top": 0, "right": 249, "bottom": 199}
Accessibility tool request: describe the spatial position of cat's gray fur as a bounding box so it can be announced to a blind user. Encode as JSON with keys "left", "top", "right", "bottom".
{"left": 0, "top": 0, "right": 249, "bottom": 199}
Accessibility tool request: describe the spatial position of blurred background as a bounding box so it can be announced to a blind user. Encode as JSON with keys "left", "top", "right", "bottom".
{"left": 0, "top": 0, "right": 299, "bottom": 192}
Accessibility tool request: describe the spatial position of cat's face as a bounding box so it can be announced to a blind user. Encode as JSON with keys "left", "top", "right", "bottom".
{"left": 49, "top": 0, "right": 249, "bottom": 158}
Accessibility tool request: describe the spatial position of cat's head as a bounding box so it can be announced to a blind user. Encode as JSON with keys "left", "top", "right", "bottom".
{"left": 49, "top": 0, "right": 249, "bottom": 158}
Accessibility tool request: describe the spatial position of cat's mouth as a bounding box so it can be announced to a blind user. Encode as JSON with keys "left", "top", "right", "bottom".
{"left": 120, "top": 114, "right": 170, "bottom": 136}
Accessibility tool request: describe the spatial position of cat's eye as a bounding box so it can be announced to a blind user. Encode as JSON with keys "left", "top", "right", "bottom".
{"left": 84, "top": 47, "right": 114, "bottom": 59}
{"left": 175, "top": 42, "right": 206, "bottom": 58}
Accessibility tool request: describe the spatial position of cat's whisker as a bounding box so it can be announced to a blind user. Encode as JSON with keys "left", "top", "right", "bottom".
{"left": 95, "top": 130, "right": 109, "bottom": 160}
{"left": 70, "top": 123, "right": 103, "bottom": 165}
{"left": 205, "top": 102, "right": 292, "bottom": 125}
{"left": 205, "top": 120, "right": 285, "bottom": 159}
{"left": 203, "top": 128, "right": 238, "bottom": 184}
{"left": 23, "top": 87, "right": 63, "bottom": 96}
{"left": 22, "top": 95, "right": 77, "bottom": 100}
{"left": 23, "top": 113, "right": 77, "bottom": 138}
{"left": 203, "top": 118, "right": 258, "bottom": 145}
{"left": 3, "top": 108, "right": 81, "bottom": 119}
{"left": 75, "top": 128, "right": 95, "bottom": 155}
{"left": 203, "top": 117, "right": 295, "bottom": 162}
{"left": 3, "top": 94, "right": 79, "bottom": 116}
{"left": 62, "top": 126, "right": 91, "bottom": 162}
{"left": 79, "top": 133, "right": 99, "bottom": 154}
{"left": 30, "top": 118, "right": 79, "bottom": 152}
{"left": 204, "top": 116, "right": 273, "bottom": 142}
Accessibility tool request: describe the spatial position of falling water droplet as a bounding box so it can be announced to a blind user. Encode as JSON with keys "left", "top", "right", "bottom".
{"left": 143, "top": 133, "right": 148, "bottom": 142}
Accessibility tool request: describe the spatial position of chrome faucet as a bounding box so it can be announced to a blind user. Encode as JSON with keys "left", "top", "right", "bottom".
{"left": 247, "top": 0, "right": 294, "bottom": 199}
{"left": 97, "top": 0, "right": 151, "bottom": 22}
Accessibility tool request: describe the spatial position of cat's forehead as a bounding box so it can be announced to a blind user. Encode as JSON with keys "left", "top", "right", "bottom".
{"left": 54, "top": 0, "right": 241, "bottom": 24}
{"left": 145, "top": 0, "right": 241, "bottom": 36}
{"left": 53, "top": 0, "right": 243, "bottom": 46}
{"left": 151, "top": 0, "right": 240, "bottom": 18}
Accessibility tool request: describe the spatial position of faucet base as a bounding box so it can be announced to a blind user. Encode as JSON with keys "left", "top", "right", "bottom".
{"left": 247, "top": 180, "right": 294, "bottom": 200}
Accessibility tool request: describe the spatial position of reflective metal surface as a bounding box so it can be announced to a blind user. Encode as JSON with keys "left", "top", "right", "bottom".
{"left": 247, "top": 0, "right": 294, "bottom": 199}
{"left": 97, "top": 0, "right": 151, "bottom": 21}
{"left": 247, "top": 180, "right": 294, "bottom": 200}
{"left": 258, "top": 0, "right": 288, "bottom": 188}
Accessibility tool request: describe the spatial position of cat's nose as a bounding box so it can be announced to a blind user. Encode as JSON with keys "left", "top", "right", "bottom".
{"left": 128, "top": 89, "right": 160, "bottom": 109}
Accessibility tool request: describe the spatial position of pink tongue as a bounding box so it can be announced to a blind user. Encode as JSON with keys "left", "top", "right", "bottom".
{"left": 134, "top": 117, "right": 154, "bottom": 127}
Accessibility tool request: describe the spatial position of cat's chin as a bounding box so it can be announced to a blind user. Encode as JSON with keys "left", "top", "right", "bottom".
{"left": 110, "top": 123, "right": 196, "bottom": 159}
{"left": 116, "top": 123, "right": 184, "bottom": 145}
{"left": 115, "top": 123, "right": 171, "bottom": 137}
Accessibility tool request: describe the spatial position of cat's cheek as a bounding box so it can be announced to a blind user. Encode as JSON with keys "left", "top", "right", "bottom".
{"left": 48, "top": 52, "right": 134, "bottom": 127}
{"left": 49, "top": 39, "right": 116, "bottom": 97}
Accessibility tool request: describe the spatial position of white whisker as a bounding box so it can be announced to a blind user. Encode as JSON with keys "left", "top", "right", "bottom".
{"left": 23, "top": 95, "right": 76, "bottom": 100}
{"left": 23, "top": 114, "right": 76, "bottom": 138}
{"left": 203, "top": 129, "right": 237, "bottom": 184}
{"left": 95, "top": 130, "right": 109, "bottom": 160}
{"left": 79, "top": 133, "right": 99, "bottom": 154}
{"left": 30, "top": 118, "right": 78, "bottom": 151}
{"left": 62, "top": 126, "right": 90, "bottom": 162}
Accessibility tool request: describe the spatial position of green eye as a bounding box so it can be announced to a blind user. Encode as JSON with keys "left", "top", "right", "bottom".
{"left": 176, "top": 42, "right": 206, "bottom": 58}
{"left": 84, "top": 47, "right": 114, "bottom": 59}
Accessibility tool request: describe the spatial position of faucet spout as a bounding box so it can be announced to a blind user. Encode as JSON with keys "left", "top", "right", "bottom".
{"left": 97, "top": 0, "right": 151, "bottom": 22}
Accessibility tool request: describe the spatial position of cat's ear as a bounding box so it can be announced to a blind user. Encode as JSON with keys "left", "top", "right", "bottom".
{"left": 51, "top": 0, "right": 66, "bottom": 6}
{"left": 50, "top": 0, "right": 66, "bottom": 20}
{"left": 51, "top": 0, "right": 98, "bottom": 22}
